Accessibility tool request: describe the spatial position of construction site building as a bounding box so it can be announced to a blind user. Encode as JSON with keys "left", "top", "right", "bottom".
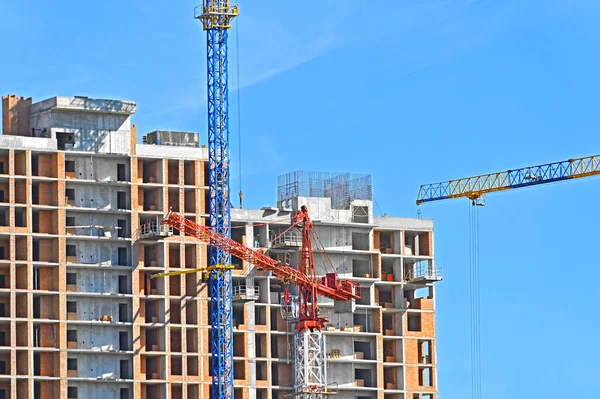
{"left": 0, "top": 94, "right": 441, "bottom": 399}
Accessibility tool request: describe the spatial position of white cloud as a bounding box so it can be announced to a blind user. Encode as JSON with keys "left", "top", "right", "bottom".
{"left": 151, "top": 7, "right": 339, "bottom": 116}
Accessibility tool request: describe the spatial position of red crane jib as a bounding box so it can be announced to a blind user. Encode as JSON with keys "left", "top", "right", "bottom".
{"left": 162, "top": 211, "right": 361, "bottom": 301}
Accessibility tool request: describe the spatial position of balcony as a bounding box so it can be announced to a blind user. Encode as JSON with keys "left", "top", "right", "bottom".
{"left": 137, "top": 222, "right": 173, "bottom": 240}
{"left": 232, "top": 286, "right": 259, "bottom": 302}
{"left": 406, "top": 264, "right": 442, "bottom": 283}
{"left": 269, "top": 231, "right": 301, "bottom": 249}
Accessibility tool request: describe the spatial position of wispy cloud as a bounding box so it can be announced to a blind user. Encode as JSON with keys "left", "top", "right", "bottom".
{"left": 235, "top": 29, "right": 335, "bottom": 90}
{"left": 147, "top": 26, "right": 335, "bottom": 117}
{"left": 148, "top": 5, "right": 339, "bottom": 117}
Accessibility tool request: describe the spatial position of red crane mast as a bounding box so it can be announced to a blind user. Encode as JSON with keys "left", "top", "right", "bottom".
{"left": 162, "top": 205, "right": 360, "bottom": 398}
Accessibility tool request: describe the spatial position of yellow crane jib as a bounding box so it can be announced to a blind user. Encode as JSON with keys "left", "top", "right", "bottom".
{"left": 416, "top": 153, "right": 600, "bottom": 204}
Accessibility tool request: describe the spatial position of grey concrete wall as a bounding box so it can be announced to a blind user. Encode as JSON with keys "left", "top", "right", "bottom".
{"left": 374, "top": 215, "right": 433, "bottom": 230}
{"left": 48, "top": 111, "right": 131, "bottom": 153}
{"left": 68, "top": 156, "right": 129, "bottom": 181}
{"left": 292, "top": 197, "right": 373, "bottom": 224}
{"left": 327, "top": 335, "right": 353, "bottom": 358}
{"left": 231, "top": 208, "right": 292, "bottom": 222}
{"left": 381, "top": 257, "right": 403, "bottom": 280}
{"left": 312, "top": 252, "right": 372, "bottom": 277}
{"left": 68, "top": 240, "right": 129, "bottom": 265}
{"left": 136, "top": 143, "right": 207, "bottom": 160}
{"left": 308, "top": 225, "right": 371, "bottom": 251}
{"left": 29, "top": 109, "right": 52, "bottom": 135}
{"left": 70, "top": 297, "right": 130, "bottom": 321}
{"left": 68, "top": 383, "right": 132, "bottom": 399}
{"left": 67, "top": 183, "right": 131, "bottom": 212}
{"left": 0, "top": 135, "right": 56, "bottom": 151}
{"left": 72, "top": 269, "right": 129, "bottom": 294}
{"left": 327, "top": 363, "right": 357, "bottom": 387}
{"left": 70, "top": 325, "right": 129, "bottom": 351}
{"left": 67, "top": 185, "right": 131, "bottom": 211}
{"left": 69, "top": 353, "right": 131, "bottom": 379}
{"left": 68, "top": 213, "right": 129, "bottom": 237}
{"left": 29, "top": 96, "right": 135, "bottom": 154}
{"left": 327, "top": 313, "right": 355, "bottom": 331}
{"left": 31, "top": 96, "right": 136, "bottom": 114}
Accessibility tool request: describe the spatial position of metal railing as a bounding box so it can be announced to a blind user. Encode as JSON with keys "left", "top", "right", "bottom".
{"left": 406, "top": 264, "right": 443, "bottom": 282}
{"left": 138, "top": 222, "right": 173, "bottom": 239}
{"left": 232, "top": 286, "right": 259, "bottom": 301}
{"left": 270, "top": 231, "right": 302, "bottom": 248}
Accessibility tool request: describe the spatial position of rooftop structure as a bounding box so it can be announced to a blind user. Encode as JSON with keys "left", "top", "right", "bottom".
{"left": 277, "top": 171, "right": 372, "bottom": 210}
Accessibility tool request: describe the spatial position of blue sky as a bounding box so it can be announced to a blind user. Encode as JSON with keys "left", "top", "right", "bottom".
{"left": 2, "top": 0, "right": 600, "bottom": 397}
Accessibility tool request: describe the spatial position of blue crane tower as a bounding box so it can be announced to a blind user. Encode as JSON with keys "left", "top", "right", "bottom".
{"left": 195, "top": 2, "right": 238, "bottom": 399}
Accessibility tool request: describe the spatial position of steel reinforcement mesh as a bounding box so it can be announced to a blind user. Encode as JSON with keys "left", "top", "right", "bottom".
{"left": 277, "top": 171, "right": 372, "bottom": 209}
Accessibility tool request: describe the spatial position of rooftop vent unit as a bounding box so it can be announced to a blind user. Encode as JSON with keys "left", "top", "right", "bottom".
{"left": 143, "top": 130, "right": 199, "bottom": 148}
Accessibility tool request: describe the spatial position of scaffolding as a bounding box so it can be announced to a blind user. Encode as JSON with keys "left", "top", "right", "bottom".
{"left": 277, "top": 171, "right": 372, "bottom": 210}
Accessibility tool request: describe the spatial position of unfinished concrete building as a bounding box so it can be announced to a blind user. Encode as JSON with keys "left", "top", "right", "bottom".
{"left": 227, "top": 172, "right": 442, "bottom": 399}
{"left": 0, "top": 94, "right": 442, "bottom": 399}
{"left": 1, "top": 94, "right": 208, "bottom": 399}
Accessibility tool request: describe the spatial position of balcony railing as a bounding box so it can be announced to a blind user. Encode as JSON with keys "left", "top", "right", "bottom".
{"left": 269, "top": 231, "right": 302, "bottom": 248}
{"left": 232, "top": 286, "right": 259, "bottom": 301}
{"left": 137, "top": 222, "right": 173, "bottom": 239}
{"left": 406, "top": 264, "right": 443, "bottom": 283}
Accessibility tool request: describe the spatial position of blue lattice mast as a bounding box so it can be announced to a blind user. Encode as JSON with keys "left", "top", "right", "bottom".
{"left": 195, "top": 2, "right": 238, "bottom": 399}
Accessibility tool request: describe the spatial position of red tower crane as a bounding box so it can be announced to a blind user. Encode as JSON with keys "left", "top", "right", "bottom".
{"left": 158, "top": 206, "right": 361, "bottom": 398}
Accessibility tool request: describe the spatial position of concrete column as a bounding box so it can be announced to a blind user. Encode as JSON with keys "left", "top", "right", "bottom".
{"left": 246, "top": 303, "right": 256, "bottom": 399}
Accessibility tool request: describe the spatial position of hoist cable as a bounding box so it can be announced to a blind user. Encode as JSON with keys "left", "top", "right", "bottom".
{"left": 469, "top": 203, "right": 482, "bottom": 399}
{"left": 469, "top": 204, "right": 475, "bottom": 399}
{"left": 235, "top": 16, "right": 243, "bottom": 208}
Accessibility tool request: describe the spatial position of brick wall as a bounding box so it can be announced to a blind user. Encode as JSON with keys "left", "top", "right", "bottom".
{"left": 168, "top": 161, "right": 180, "bottom": 185}
{"left": 39, "top": 352, "right": 56, "bottom": 376}
{"left": 373, "top": 308, "right": 382, "bottom": 334}
{"left": 40, "top": 296, "right": 58, "bottom": 319}
{"left": 15, "top": 152, "right": 28, "bottom": 176}
{"left": 15, "top": 295, "right": 27, "bottom": 319}
{"left": 136, "top": 160, "right": 144, "bottom": 183}
{"left": 372, "top": 252, "right": 381, "bottom": 278}
{"left": 2, "top": 95, "right": 31, "bottom": 135}
{"left": 38, "top": 267, "right": 56, "bottom": 290}
{"left": 405, "top": 365, "right": 436, "bottom": 393}
{"left": 37, "top": 154, "right": 55, "bottom": 178}
{"left": 419, "top": 232, "right": 432, "bottom": 256}
{"left": 38, "top": 182, "right": 57, "bottom": 206}
{"left": 414, "top": 298, "right": 433, "bottom": 310}
{"left": 278, "top": 363, "right": 292, "bottom": 387}
{"left": 14, "top": 238, "right": 27, "bottom": 261}
{"left": 38, "top": 239, "right": 57, "bottom": 262}
{"left": 38, "top": 210, "right": 57, "bottom": 234}
{"left": 130, "top": 125, "right": 137, "bottom": 155}
{"left": 405, "top": 312, "right": 435, "bottom": 338}
{"left": 405, "top": 339, "right": 418, "bottom": 364}
{"left": 40, "top": 324, "right": 56, "bottom": 348}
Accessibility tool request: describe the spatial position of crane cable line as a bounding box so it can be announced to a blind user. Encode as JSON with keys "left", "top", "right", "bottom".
{"left": 235, "top": 16, "right": 243, "bottom": 209}
{"left": 469, "top": 203, "right": 482, "bottom": 399}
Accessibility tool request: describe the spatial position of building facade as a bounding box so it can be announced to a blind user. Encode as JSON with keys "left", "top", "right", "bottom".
{"left": 0, "top": 94, "right": 441, "bottom": 399}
